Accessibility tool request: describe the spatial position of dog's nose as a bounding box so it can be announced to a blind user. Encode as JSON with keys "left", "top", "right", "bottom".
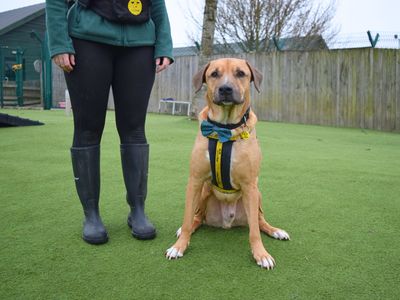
{"left": 218, "top": 85, "right": 233, "bottom": 96}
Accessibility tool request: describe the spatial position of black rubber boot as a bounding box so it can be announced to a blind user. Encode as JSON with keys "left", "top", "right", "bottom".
{"left": 120, "top": 144, "right": 156, "bottom": 240}
{"left": 71, "top": 145, "right": 108, "bottom": 245}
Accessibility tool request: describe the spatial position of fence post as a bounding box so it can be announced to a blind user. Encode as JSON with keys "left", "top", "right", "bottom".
{"left": 395, "top": 34, "right": 400, "bottom": 49}
{"left": 13, "top": 48, "right": 24, "bottom": 106}
{"left": 30, "top": 30, "right": 52, "bottom": 110}
{"left": 367, "top": 31, "right": 380, "bottom": 48}
{"left": 0, "top": 47, "right": 4, "bottom": 108}
{"left": 273, "top": 36, "right": 282, "bottom": 51}
{"left": 44, "top": 32, "right": 52, "bottom": 110}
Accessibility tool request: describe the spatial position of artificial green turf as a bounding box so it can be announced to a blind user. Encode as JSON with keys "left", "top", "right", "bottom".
{"left": 1, "top": 108, "right": 399, "bottom": 299}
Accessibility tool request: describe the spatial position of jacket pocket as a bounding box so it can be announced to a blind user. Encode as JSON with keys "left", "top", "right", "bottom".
{"left": 69, "top": 8, "right": 122, "bottom": 43}
{"left": 125, "top": 19, "right": 156, "bottom": 44}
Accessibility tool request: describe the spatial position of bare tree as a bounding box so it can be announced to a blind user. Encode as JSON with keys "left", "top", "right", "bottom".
{"left": 200, "top": 0, "right": 218, "bottom": 56}
{"left": 187, "top": 0, "right": 337, "bottom": 53}
{"left": 191, "top": 0, "right": 218, "bottom": 119}
{"left": 215, "top": 0, "right": 337, "bottom": 52}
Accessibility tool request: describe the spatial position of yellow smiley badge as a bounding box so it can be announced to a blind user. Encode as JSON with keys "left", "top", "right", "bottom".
{"left": 128, "top": 0, "right": 142, "bottom": 16}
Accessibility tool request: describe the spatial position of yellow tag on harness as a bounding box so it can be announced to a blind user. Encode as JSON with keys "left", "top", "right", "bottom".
{"left": 240, "top": 131, "right": 250, "bottom": 139}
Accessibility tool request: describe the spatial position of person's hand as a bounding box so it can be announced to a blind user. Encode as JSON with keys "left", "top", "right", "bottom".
{"left": 156, "top": 57, "right": 171, "bottom": 73}
{"left": 53, "top": 53, "right": 75, "bottom": 73}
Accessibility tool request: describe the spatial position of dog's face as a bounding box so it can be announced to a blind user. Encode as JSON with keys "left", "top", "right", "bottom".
{"left": 193, "top": 58, "right": 262, "bottom": 108}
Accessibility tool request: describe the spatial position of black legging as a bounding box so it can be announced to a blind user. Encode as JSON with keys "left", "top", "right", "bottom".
{"left": 65, "top": 38, "right": 156, "bottom": 147}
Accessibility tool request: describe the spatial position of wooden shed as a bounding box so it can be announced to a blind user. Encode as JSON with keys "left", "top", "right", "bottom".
{"left": 0, "top": 3, "right": 46, "bottom": 107}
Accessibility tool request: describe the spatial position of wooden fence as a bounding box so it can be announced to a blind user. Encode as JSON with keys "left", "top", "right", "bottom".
{"left": 2, "top": 80, "right": 41, "bottom": 106}
{"left": 150, "top": 48, "right": 399, "bottom": 132}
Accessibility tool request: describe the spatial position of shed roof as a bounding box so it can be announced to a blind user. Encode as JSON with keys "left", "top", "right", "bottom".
{"left": 0, "top": 3, "right": 45, "bottom": 36}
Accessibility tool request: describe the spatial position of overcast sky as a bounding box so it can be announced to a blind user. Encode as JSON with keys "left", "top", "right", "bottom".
{"left": 1, "top": 0, "right": 399, "bottom": 47}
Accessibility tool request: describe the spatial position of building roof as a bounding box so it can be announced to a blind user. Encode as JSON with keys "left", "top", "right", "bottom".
{"left": 173, "top": 35, "right": 328, "bottom": 57}
{"left": 0, "top": 3, "right": 45, "bottom": 36}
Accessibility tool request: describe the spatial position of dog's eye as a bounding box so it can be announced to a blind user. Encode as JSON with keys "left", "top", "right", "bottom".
{"left": 210, "top": 71, "right": 219, "bottom": 78}
{"left": 236, "top": 70, "right": 246, "bottom": 78}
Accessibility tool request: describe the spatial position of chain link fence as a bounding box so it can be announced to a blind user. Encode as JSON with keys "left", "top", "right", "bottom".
{"left": 173, "top": 31, "right": 400, "bottom": 56}
{"left": 328, "top": 31, "right": 400, "bottom": 49}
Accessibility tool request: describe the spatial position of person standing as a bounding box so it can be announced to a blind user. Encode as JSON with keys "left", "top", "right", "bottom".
{"left": 46, "top": 0, "right": 173, "bottom": 244}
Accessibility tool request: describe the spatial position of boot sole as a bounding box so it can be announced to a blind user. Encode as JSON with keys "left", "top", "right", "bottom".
{"left": 83, "top": 235, "right": 109, "bottom": 245}
{"left": 132, "top": 230, "right": 156, "bottom": 240}
{"left": 127, "top": 220, "right": 156, "bottom": 240}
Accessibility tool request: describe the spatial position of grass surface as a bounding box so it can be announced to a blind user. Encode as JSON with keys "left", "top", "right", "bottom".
{"left": 1, "top": 109, "right": 399, "bottom": 299}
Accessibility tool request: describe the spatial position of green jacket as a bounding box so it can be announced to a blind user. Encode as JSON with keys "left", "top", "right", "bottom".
{"left": 45, "top": 0, "right": 173, "bottom": 61}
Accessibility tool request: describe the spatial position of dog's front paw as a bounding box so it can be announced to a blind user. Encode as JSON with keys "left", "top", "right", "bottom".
{"left": 165, "top": 238, "right": 189, "bottom": 260}
{"left": 165, "top": 246, "right": 184, "bottom": 259}
{"left": 256, "top": 254, "right": 276, "bottom": 270}
{"left": 252, "top": 246, "right": 276, "bottom": 270}
{"left": 272, "top": 229, "right": 290, "bottom": 240}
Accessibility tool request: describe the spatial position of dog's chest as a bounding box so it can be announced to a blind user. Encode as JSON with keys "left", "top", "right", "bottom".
{"left": 205, "top": 139, "right": 249, "bottom": 228}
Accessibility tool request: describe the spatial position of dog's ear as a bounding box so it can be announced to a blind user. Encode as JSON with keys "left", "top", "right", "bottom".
{"left": 246, "top": 61, "right": 263, "bottom": 93}
{"left": 193, "top": 63, "right": 210, "bottom": 93}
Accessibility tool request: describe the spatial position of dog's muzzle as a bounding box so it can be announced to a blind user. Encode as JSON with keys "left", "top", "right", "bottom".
{"left": 214, "top": 84, "right": 242, "bottom": 106}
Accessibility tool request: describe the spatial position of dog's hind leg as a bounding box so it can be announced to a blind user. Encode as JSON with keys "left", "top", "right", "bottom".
{"left": 258, "top": 191, "right": 290, "bottom": 240}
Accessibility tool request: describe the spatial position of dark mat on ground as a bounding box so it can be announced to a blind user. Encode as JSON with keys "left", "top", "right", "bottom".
{"left": 0, "top": 113, "right": 44, "bottom": 127}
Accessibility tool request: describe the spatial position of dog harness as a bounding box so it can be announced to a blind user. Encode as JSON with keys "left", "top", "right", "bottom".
{"left": 208, "top": 139, "right": 237, "bottom": 193}
{"left": 201, "top": 109, "right": 251, "bottom": 194}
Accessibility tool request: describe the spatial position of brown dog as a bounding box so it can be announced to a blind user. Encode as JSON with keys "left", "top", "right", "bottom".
{"left": 165, "top": 58, "right": 289, "bottom": 269}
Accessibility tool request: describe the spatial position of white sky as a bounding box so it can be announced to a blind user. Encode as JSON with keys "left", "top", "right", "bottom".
{"left": 1, "top": 0, "right": 399, "bottom": 47}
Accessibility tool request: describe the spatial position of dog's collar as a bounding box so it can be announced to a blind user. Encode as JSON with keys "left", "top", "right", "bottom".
{"left": 206, "top": 107, "right": 250, "bottom": 130}
{"left": 201, "top": 107, "right": 251, "bottom": 143}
